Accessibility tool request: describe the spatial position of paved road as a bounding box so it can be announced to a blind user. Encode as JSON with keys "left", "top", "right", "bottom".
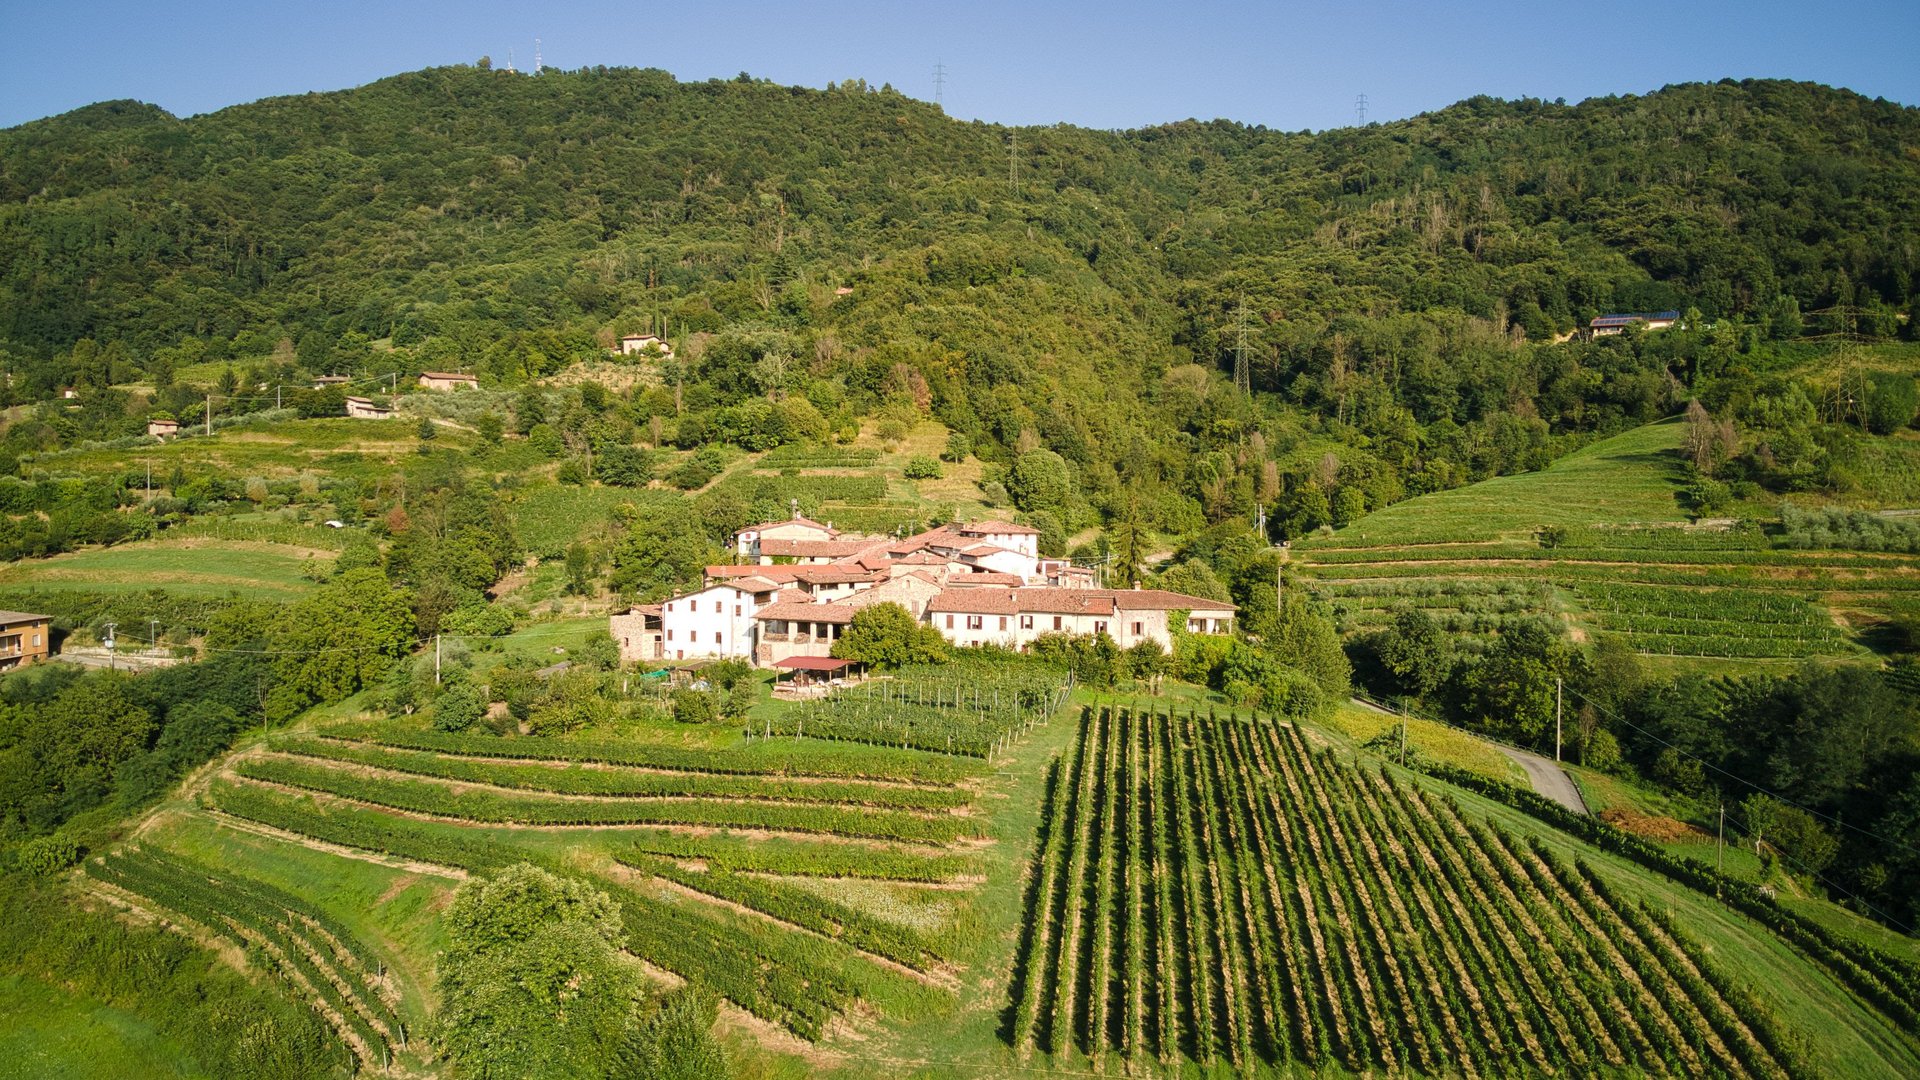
{"left": 1496, "top": 745, "right": 1590, "bottom": 816}
{"left": 1350, "top": 696, "right": 1589, "bottom": 816}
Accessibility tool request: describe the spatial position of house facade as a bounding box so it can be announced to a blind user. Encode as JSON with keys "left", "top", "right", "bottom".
{"left": 0, "top": 610, "right": 52, "bottom": 671}
{"left": 609, "top": 605, "right": 664, "bottom": 665}
{"left": 657, "top": 579, "right": 779, "bottom": 661}
{"left": 418, "top": 371, "right": 480, "bottom": 391}
{"left": 618, "top": 334, "right": 674, "bottom": 358}
{"left": 344, "top": 396, "right": 394, "bottom": 420}
{"left": 147, "top": 418, "right": 179, "bottom": 439}
{"left": 1589, "top": 311, "right": 1680, "bottom": 337}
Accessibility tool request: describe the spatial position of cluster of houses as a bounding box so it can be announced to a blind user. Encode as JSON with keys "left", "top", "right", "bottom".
{"left": 610, "top": 515, "right": 1237, "bottom": 674}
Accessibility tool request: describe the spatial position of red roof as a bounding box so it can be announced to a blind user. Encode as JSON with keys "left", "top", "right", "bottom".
{"left": 755, "top": 600, "right": 858, "bottom": 624}
{"left": 925, "top": 587, "right": 1236, "bottom": 617}
{"left": 773, "top": 656, "right": 853, "bottom": 671}
{"left": 960, "top": 520, "right": 1040, "bottom": 535}
{"left": 759, "top": 538, "right": 876, "bottom": 558}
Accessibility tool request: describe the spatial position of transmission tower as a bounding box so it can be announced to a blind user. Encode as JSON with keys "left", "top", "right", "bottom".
{"left": 1355, "top": 93, "right": 1368, "bottom": 125}
{"left": 533, "top": 38, "right": 543, "bottom": 75}
{"left": 933, "top": 61, "right": 946, "bottom": 107}
{"left": 1233, "top": 295, "right": 1252, "bottom": 397}
{"left": 507, "top": 48, "right": 516, "bottom": 74}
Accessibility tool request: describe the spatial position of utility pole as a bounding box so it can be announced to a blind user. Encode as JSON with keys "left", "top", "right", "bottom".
{"left": 1554, "top": 676, "right": 1563, "bottom": 762}
{"left": 205, "top": 394, "right": 212, "bottom": 436}
{"left": 276, "top": 385, "right": 282, "bottom": 410}
{"left": 104, "top": 621, "right": 118, "bottom": 672}
{"left": 145, "top": 461, "right": 152, "bottom": 503}
{"left": 1399, "top": 715, "right": 1407, "bottom": 767}
{"left": 149, "top": 619, "right": 159, "bottom": 651}
{"left": 435, "top": 634, "right": 442, "bottom": 685}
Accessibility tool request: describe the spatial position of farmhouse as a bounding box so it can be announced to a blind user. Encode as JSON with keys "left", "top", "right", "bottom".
{"left": 146, "top": 418, "right": 179, "bottom": 438}
{"left": 418, "top": 371, "right": 480, "bottom": 391}
{"left": 609, "top": 604, "right": 664, "bottom": 664}
{"left": 312, "top": 375, "right": 353, "bottom": 389}
{"left": 1588, "top": 310, "right": 1680, "bottom": 337}
{"left": 344, "top": 396, "right": 395, "bottom": 420}
{"left": 0, "top": 610, "right": 52, "bottom": 672}
{"left": 734, "top": 514, "right": 844, "bottom": 559}
{"left": 925, "top": 586, "right": 1234, "bottom": 652}
{"left": 618, "top": 334, "right": 674, "bottom": 358}
{"left": 655, "top": 578, "right": 782, "bottom": 661}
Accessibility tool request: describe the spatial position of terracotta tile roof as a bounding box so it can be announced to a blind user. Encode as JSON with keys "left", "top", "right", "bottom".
{"left": 960, "top": 519, "right": 1040, "bottom": 535}
{"left": 729, "top": 576, "right": 782, "bottom": 593}
{"left": 627, "top": 604, "right": 663, "bottom": 616}
{"left": 945, "top": 571, "right": 1025, "bottom": 586}
{"left": 755, "top": 600, "right": 859, "bottom": 624}
{"left": 1111, "top": 589, "right": 1239, "bottom": 612}
{"left": 0, "top": 610, "right": 49, "bottom": 624}
{"left": 759, "top": 538, "right": 876, "bottom": 558}
{"left": 924, "top": 587, "right": 1236, "bottom": 617}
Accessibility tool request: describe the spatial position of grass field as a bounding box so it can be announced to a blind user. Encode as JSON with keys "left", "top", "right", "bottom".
{"left": 0, "top": 539, "right": 326, "bottom": 599}
{"left": 0, "top": 975, "right": 211, "bottom": 1080}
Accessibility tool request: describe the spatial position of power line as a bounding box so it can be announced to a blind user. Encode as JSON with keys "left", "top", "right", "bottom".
{"left": 1563, "top": 682, "right": 1920, "bottom": 860}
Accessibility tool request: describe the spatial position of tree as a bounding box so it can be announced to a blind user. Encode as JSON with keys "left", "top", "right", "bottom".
{"left": 416, "top": 416, "right": 437, "bottom": 442}
{"left": 1152, "top": 558, "right": 1232, "bottom": 604}
{"left": 1374, "top": 607, "right": 1450, "bottom": 697}
{"left": 438, "top": 864, "right": 640, "bottom": 1079}
{"left": 1109, "top": 498, "right": 1148, "bottom": 588}
{"left": 832, "top": 603, "right": 950, "bottom": 670}
{"left": 1007, "top": 449, "right": 1070, "bottom": 514}
{"left": 1268, "top": 592, "right": 1350, "bottom": 701}
{"left": 565, "top": 542, "right": 594, "bottom": 595}
{"left": 434, "top": 674, "right": 484, "bottom": 732}
{"left": 267, "top": 568, "right": 416, "bottom": 722}
{"left": 903, "top": 456, "right": 942, "bottom": 479}
{"left": 1865, "top": 373, "right": 1918, "bottom": 435}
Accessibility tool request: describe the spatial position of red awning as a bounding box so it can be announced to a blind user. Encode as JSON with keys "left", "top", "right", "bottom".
{"left": 772, "top": 657, "right": 853, "bottom": 672}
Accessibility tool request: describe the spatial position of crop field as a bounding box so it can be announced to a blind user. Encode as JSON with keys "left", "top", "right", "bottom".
{"left": 508, "top": 484, "right": 659, "bottom": 558}
{"left": 0, "top": 539, "right": 326, "bottom": 598}
{"left": 31, "top": 418, "right": 458, "bottom": 484}
{"left": 93, "top": 718, "right": 998, "bottom": 1055}
{"left": 765, "top": 658, "right": 1073, "bottom": 756}
{"left": 1008, "top": 706, "right": 1920, "bottom": 1077}
{"left": 1294, "top": 420, "right": 1920, "bottom": 660}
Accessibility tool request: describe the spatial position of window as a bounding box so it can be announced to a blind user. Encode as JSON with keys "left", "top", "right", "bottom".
{"left": 1131, "top": 622, "right": 1143, "bottom": 636}
{"left": 966, "top": 616, "right": 983, "bottom": 630}
{"left": 999, "top": 616, "right": 1009, "bottom": 631}
{"left": 666, "top": 629, "right": 674, "bottom": 641}
{"left": 1020, "top": 615, "right": 1033, "bottom": 630}
{"left": 945, "top": 614, "right": 955, "bottom": 629}
{"left": 1094, "top": 621, "right": 1108, "bottom": 635}
{"left": 714, "top": 632, "right": 722, "bottom": 644}
{"left": 1188, "top": 618, "right": 1202, "bottom": 632}
{"left": 734, "top": 605, "right": 741, "bottom": 617}
{"left": 1053, "top": 616, "right": 1063, "bottom": 630}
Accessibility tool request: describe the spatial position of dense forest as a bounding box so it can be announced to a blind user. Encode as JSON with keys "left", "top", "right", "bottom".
{"left": 2, "top": 67, "right": 1917, "bottom": 536}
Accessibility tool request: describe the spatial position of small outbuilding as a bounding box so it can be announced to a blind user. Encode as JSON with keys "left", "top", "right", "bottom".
{"left": 147, "top": 418, "right": 180, "bottom": 439}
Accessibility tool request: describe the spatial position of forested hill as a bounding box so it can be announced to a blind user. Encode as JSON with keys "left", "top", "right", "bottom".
{"left": 2, "top": 68, "right": 1918, "bottom": 531}
{"left": 4, "top": 67, "right": 1916, "bottom": 356}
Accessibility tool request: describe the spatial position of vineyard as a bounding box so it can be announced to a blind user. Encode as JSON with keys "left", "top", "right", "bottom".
{"left": 148, "top": 719, "right": 993, "bottom": 1048}
{"left": 84, "top": 847, "right": 406, "bottom": 1072}
{"left": 1009, "top": 706, "right": 1844, "bottom": 1077}
{"left": 1292, "top": 421, "right": 1920, "bottom": 661}
{"left": 766, "top": 659, "right": 1073, "bottom": 756}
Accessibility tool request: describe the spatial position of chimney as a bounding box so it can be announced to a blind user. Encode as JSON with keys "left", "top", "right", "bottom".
{"left": 1133, "top": 581, "right": 1142, "bottom": 590}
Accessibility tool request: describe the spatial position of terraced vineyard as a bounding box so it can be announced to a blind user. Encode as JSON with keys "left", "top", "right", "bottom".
{"left": 84, "top": 848, "right": 406, "bottom": 1072}
{"left": 1009, "top": 706, "right": 1865, "bottom": 1077}
{"left": 1294, "top": 420, "right": 1920, "bottom": 660}
{"left": 162, "top": 721, "right": 990, "bottom": 1045}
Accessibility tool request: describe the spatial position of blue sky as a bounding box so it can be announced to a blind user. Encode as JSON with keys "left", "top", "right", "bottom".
{"left": 2, "top": 1, "right": 1916, "bottom": 131}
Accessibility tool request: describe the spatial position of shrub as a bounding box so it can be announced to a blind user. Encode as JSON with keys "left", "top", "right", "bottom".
{"left": 434, "top": 677, "right": 486, "bottom": 732}
{"left": 16, "top": 835, "right": 81, "bottom": 876}
{"left": 671, "top": 688, "right": 720, "bottom": 725}
{"left": 941, "top": 431, "right": 971, "bottom": 463}
{"left": 904, "top": 456, "right": 942, "bottom": 480}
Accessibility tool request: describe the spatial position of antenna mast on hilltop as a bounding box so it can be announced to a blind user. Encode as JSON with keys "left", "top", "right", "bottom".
{"left": 507, "top": 48, "right": 516, "bottom": 74}
{"left": 534, "top": 39, "right": 543, "bottom": 75}
{"left": 1355, "top": 93, "right": 1369, "bottom": 125}
{"left": 933, "top": 61, "right": 946, "bottom": 107}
